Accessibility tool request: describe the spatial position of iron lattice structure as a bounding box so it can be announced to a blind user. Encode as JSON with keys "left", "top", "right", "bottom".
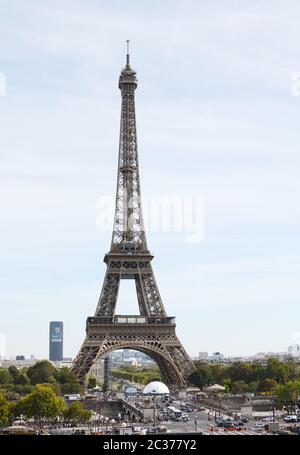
{"left": 72, "top": 45, "right": 196, "bottom": 388}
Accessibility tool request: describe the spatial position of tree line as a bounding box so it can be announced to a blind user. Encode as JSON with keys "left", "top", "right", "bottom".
{"left": 188, "top": 358, "right": 300, "bottom": 410}
{"left": 0, "top": 361, "right": 91, "bottom": 427}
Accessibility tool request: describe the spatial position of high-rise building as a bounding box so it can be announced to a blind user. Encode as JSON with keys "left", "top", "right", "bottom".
{"left": 16, "top": 355, "right": 25, "bottom": 360}
{"left": 211, "top": 352, "right": 224, "bottom": 362}
{"left": 49, "top": 321, "right": 63, "bottom": 361}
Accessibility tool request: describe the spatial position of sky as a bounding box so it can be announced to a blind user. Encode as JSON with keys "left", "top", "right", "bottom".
{"left": 0, "top": 0, "right": 300, "bottom": 359}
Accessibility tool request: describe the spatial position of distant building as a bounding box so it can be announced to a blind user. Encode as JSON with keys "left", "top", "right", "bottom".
{"left": 288, "top": 345, "right": 300, "bottom": 357}
{"left": 198, "top": 352, "right": 209, "bottom": 360}
{"left": 211, "top": 352, "right": 224, "bottom": 362}
{"left": 49, "top": 321, "right": 63, "bottom": 361}
{"left": 1, "top": 357, "right": 37, "bottom": 368}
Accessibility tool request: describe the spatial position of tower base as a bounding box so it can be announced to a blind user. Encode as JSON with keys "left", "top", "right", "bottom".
{"left": 72, "top": 316, "right": 196, "bottom": 388}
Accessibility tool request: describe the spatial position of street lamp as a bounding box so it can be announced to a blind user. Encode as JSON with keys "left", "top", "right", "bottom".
{"left": 153, "top": 396, "right": 157, "bottom": 427}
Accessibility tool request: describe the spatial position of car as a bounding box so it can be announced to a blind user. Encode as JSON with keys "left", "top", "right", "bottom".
{"left": 262, "top": 416, "right": 274, "bottom": 422}
{"left": 216, "top": 420, "right": 225, "bottom": 427}
{"left": 224, "top": 425, "right": 240, "bottom": 431}
{"left": 181, "top": 413, "right": 189, "bottom": 422}
{"left": 283, "top": 415, "right": 296, "bottom": 423}
{"left": 283, "top": 415, "right": 298, "bottom": 423}
{"left": 253, "top": 422, "right": 265, "bottom": 430}
{"left": 240, "top": 417, "right": 249, "bottom": 423}
{"left": 235, "top": 421, "right": 245, "bottom": 426}
{"left": 146, "top": 427, "right": 157, "bottom": 434}
{"left": 222, "top": 422, "right": 238, "bottom": 429}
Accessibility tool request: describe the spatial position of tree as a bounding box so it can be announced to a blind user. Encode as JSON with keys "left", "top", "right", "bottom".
{"left": 60, "top": 382, "right": 82, "bottom": 395}
{"left": 231, "top": 380, "right": 248, "bottom": 395}
{"left": 55, "top": 367, "right": 82, "bottom": 394}
{"left": 0, "top": 391, "right": 9, "bottom": 426}
{"left": 63, "top": 401, "right": 91, "bottom": 424}
{"left": 209, "top": 364, "right": 227, "bottom": 384}
{"left": 227, "top": 362, "right": 253, "bottom": 383}
{"left": 15, "top": 384, "right": 66, "bottom": 425}
{"left": 27, "top": 361, "right": 56, "bottom": 385}
{"left": 8, "top": 366, "right": 20, "bottom": 384}
{"left": 0, "top": 368, "right": 13, "bottom": 385}
{"left": 188, "top": 363, "right": 212, "bottom": 389}
{"left": 15, "top": 373, "right": 30, "bottom": 386}
{"left": 13, "top": 384, "right": 33, "bottom": 396}
{"left": 223, "top": 378, "right": 231, "bottom": 393}
{"left": 88, "top": 377, "right": 96, "bottom": 389}
{"left": 251, "top": 362, "right": 265, "bottom": 382}
{"left": 248, "top": 381, "right": 259, "bottom": 393}
{"left": 55, "top": 367, "right": 77, "bottom": 385}
{"left": 265, "top": 358, "right": 288, "bottom": 384}
{"left": 275, "top": 381, "right": 300, "bottom": 413}
{"left": 258, "top": 378, "right": 277, "bottom": 393}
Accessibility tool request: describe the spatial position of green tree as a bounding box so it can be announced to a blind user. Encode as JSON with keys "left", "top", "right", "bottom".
{"left": 227, "top": 362, "right": 253, "bottom": 383}
{"left": 27, "top": 361, "right": 56, "bottom": 385}
{"left": 275, "top": 381, "right": 300, "bottom": 413}
{"left": 54, "top": 367, "right": 77, "bottom": 384}
{"left": 8, "top": 366, "right": 20, "bottom": 384}
{"left": 231, "top": 380, "right": 248, "bottom": 395}
{"left": 55, "top": 367, "right": 82, "bottom": 394}
{"left": 209, "top": 364, "right": 227, "bottom": 384}
{"left": 223, "top": 378, "right": 231, "bottom": 393}
{"left": 265, "top": 358, "right": 288, "bottom": 384}
{"left": 258, "top": 378, "right": 277, "bottom": 393}
{"left": 63, "top": 401, "right": 91, "bottom": 423}
{"left": 189, "top": 362, "right": 212, "bottom": 388}
{"left": 88, "top": 377, "right": 96, "bottom": 389}
{"left": 15, "top": 384, "right": 66, "bottom": 425}
{"left": 13, "top": 384, "right": 33, "bottom": 396}
{"left": 248, "top": 381, "right": 259, "bottom": 393}
{"left": 15, "top": 373, "right": 30, "bottom": 386}
{"left": 60, "top": 382, "right": 82, "bottom": 395}
{"left": 0, "top": 391, "right": 9, "bottom": 426}
{"left": 0, "top": 368, "right": 13, "bottom": 385}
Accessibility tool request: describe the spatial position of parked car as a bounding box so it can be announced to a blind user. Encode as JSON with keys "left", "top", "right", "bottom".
{"left": 240, "top": 417, "right": 249, "bottom": 423}
{"left": 253, "top": 422, "right": 265, "bottom": 430}
{"left": 235, "top": 421, "right": 245, "bottom": 427}
{"left": 262, "top": 416, "right": 275, "bottom": 422}
{"left": 283, "top": 415, "right": 298, "bottom": 423}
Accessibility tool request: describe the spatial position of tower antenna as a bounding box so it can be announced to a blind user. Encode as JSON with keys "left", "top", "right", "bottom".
{"left": 126, "top": 40, "right": 130, "bottom": 66}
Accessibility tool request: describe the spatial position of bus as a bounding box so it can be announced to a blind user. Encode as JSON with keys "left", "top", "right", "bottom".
{"left": 168, "top": 406, "right": 182, "bottom": 421}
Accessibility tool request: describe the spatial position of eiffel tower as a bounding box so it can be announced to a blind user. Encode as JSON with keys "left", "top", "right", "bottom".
{"left": 72, "top": 42, "right": 196, "bottom": 388}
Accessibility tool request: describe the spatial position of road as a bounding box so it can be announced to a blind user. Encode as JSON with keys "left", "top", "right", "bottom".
{"left": 154, "top": 399, "right": 262, "bottom": 435}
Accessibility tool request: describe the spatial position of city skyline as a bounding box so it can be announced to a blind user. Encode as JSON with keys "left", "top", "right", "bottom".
{"left": 1, "top": 1, "right": 300, "bottom": 359}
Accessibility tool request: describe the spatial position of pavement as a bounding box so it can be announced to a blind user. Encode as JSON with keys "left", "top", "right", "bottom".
{"left": 152, "top": 399, "right": 267, "bottom": 435}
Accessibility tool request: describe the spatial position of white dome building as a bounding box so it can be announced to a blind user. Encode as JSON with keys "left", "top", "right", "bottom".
{"left": 143, "top": 381, "right": 170, "bottom": 395}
